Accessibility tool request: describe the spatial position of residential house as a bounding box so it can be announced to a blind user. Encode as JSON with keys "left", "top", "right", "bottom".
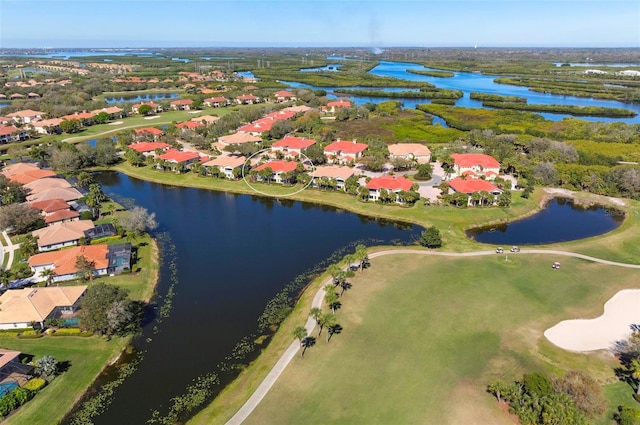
{"left": 282, "top": 105, "right": 313, "bottom": 114}
{"left": 215, "top": 132, "right": 261, "bottom": 151}
{"left": 191, "top": 115, "right": 219, "bottom": 125}
{"left": 175, "top": 121, "right": 204, "bottom": 132}
{"left": 254, "top": 160, "right": 298, "bottom": 184}
{"left": 84, "top": 223, "right": 117, "bottom": 241}
{"left": 0, "top": 126, "right": 28, "bottom": 144}
{"left": 310, "top": 165, "right": 357, "bottom": 190}
{"left": 273, "top": 90, "right": 296, "bottom": 103}
{"left": 6, "top": 109, "right": 45, "bottom": 124}
{"left": 131, "top": 101, "right": 161, "bottom": 114}
{"left": 29, "top": 198, "right": 79, "bottom": 226}
{"left": 0, "top": 349, "right": 32, "bottom": 384}
{"left": 90, "top": 106, "right": 125, "bottom": 119}
{"left": 322, "top": 100, "right": 352, "bottom": 114}
{"left": 170, "top": 99, "right": 194, "bottom": 111}
{"left": 157, "top": 149, "right": 202, "bottom": 172}
{"left": 202, "top": 155, "right": 246, "bottom": 179}
{"left": 1, "top": 163, "right": 56, "bottom": 185}
{"left": 32, "top": 220, "right": 95, "bottom": 251}
{"left": 324, "top": 139, "right": 368, "bottom": 164}
{"left": 27, "top": 92, "right": 40, "bottom": 99}
{"left": 203, "top": 96, "right": 228, "bottom": 107}
{"left": 28, "top": 243, "right": 132, "bottom": 283}
{"left": 24, "top": 177, "right": 72, "bottom": 194}
{"left": 128, "top": 141, "right": 171, "bottom": 157}
{"left": 30, "top": 118, "right": 64, "bottom": 135}
{"left": 271, "top": 135, "right": 316, "bottom": 159}
{"left": 365, "top": 175, "right": 414, "bottom": 202}
{"left": 134, "top": 127, "right": 163, "bottom": 141}
{"left": 61, "top": 111, "right": 96, "bottom": 127}
{"left": 0, "top": 286, "right": 87, "bottom": 329}
{"left": 447, "top": 178, "right": 502, "bottom": 206}
{"left": 237, "top": 118, "right": 275, "bottom": 136}
{"left": 235, "top": 94, "right": 259, "bottom": 105}
{"left": 388, "top": 143, "right": 431, "bottom": 164}
{"left": 265, "top": 110, "right": 297, "bottom": 121}
{"left": 26, "top": 186, "right": 83, "bottom": 203}
{"left": 450, "top": 153, "right": 501, "bottom": 180}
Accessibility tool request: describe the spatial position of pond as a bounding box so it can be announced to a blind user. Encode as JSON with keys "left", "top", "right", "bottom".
{"left": 81, "top": 172, "right": 420, "bottom": 425}
{"left": 466, "top": 197, "right": 624, "bottom": 245}
{"left": 104, "top": 92, "right": 180, "bottom": 104}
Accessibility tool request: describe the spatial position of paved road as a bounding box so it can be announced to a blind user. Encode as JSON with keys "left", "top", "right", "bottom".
{"left": 1, "top": 231, "right": 19, "bottom": 271}
{"left": 224, "top": 248, "right": 640, "bottom": 424}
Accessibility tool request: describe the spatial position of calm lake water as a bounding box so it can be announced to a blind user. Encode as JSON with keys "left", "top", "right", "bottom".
{"left": 466, "top": 198, "right": 624, "bottom": 245}
{"left": 85, "top": 172, "right": 419, "bottom": 425}
{"left": 104, "top": 93, "right": 180, "bottom": 104}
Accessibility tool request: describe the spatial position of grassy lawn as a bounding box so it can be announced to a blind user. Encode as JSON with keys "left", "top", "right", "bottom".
{"left": 2, "top": 336, "right": 129, "bottom": 425}
{"left": 227, "top": 253, "right": 639, "bottom": 425}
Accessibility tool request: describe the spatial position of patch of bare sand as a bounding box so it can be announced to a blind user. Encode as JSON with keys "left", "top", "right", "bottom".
{"left": 107, "top": 121, "right": 123, "bottom": 125}
{"left": 144, "top": 116, "right": 160, "bottom": 120}
{"left": 544, "top": 289, "right": 640, "bottom": 352}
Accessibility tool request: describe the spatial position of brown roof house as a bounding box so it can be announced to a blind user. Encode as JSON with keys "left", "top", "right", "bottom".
{"left": 1, "top": 163, "right": 56, "bottom": 185}
{"left": 32, "top": 220, "right": 95, "bottom": 252}
{"left": 26, "top": 186, "right": 83, "bottom": 203}
{"left": 29, "top": 198, "right": 79, "bottom": 226}
{"left": 0, "top": 286, "right": 87, "bottom": 329}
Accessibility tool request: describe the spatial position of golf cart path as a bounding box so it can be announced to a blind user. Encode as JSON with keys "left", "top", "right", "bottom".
{"left": 225, "top": 248, "right": 640, "bottom": 425}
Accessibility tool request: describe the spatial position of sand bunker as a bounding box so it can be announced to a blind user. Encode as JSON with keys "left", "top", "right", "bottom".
{"left": 144, "top": 116, "right": 160, "bottom": 120}
{"left": 107, "top": 121, "right": 123, "bottom": 125}
{"left": 544, "top": 289, "right": 640, "bottom": 352}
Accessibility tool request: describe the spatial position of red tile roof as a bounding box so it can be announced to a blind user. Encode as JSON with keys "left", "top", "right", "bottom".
{"left": 175, "top": 121, "right": 203, "bottom": 129}
{"left": 451, "top": 153, "right": 500, "bottom": 168}
{"left": 448, "top": 178, "right": 500, "bottom": 194}
{"left": 272, "top": 135, "right": 316, "bottom": 150}
{"left": 29, "top": 198, "right": 70, "bottom": 213}
{"left": 62, "top": 111, "right": 96, "bottom": 120}
{"left": 0, "top": 126, "right": 21, "bottom": 137}
{"left": 205, "top": 96, "right": 227, "bottom": 103}
{"left": 327, "top": 100, "right": 352, "bottom": 108}
{"left": 236, "top": 94, "right": 258, "bottom": 101}
{"left": 134, "top": 127, "right": 163, "bottom": 136}
{"left": 274, "top": 90, "right": 295, "bottom": 98}
{"left": 129, "top": 142, "right": 170, "bottom": 152}
{"left": 203, "top": 155, "right": 246, "bottom": 168}
{"left": 6, "top": 109, "right": 45, "bottom": 118}
{"left": 324, "top": 140, "right": 368, "bottom": 155}
{"left": 366, "top": 175, "right": 413, "bottom": 192}
{"left": 265, "top": 110, "right": 297, "bottom": 120}
{"left": 158, "top": 150, "right": 200, "bottom": 163}
{"left": 170, "top": 99, "right": 194, "bottom": 106}
{"left": 238, "top": 118, "right": 274, "bottom": 133}
{"left": 28, "top": 245, "right": 109, "bottom": 276}
{"left": 44, "top": 209, "right": 80, "bottom": 224}
{"left": 132, "top": 101, "right": 159, "bottom": 109}
{"left": 254, "top": 160, "right": 298, "bottom": 173}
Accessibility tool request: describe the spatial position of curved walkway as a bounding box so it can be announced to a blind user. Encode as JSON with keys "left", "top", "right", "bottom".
{"left": 225, "top": 248, "right": 640, "bottom": 425}
{"left": 1, "top": 231, "right": 19, "bottom": 271}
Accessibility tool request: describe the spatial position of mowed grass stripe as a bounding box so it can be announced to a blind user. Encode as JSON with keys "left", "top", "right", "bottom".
{"left": 243, "top": 254, "right": 640, "bottom": 425}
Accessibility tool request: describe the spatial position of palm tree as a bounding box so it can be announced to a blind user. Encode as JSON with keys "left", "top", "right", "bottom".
{"left": 354, "top": 244, "right": 368, "bottom": 272}
{"left": 309, "top": 307, "right": 322, "bottom": 326}
{"left": 39, "top": 268, "right": 56, "bottom": 286}
{"left": 0, "top": 269, "right": 11, "bottom": 287}
{"left": 317, "top": 312, "right": 336, "bottom": 339}
{"left": 293, "top": 326, "right": 308, "bottom": 357}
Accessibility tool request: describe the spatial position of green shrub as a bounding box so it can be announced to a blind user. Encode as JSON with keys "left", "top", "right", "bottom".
{"left": 52, "top": 328, "right": 82, "bottom": 336}
{"left": 0, "top": 329, "right": 30, "bottom": 337}
{"left": 23, "top": 378, "right": 46, "bottom": 392}
{"left": 18, "top": 330, "right": 42, "bottom": 339}
{"left": 0, "top": 387, "right": 34, "bottom": 417}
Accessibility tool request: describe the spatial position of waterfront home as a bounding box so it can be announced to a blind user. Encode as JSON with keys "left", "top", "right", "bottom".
{"left": 1, "top": 163, "right": 56, "bottom": 185}
{"left": 203, "top": 96, "right": 228, "bottom": 107}
{"left": 235, "top": 94, "right": 259, "bottom": 105}
{"left": 365, "top": 175, "right": 414, "bottom": 203}
{"left": 0, "top": 286, "right": 87, "bottom": 329}
{"left": 128, "top": 141, "right": 171, "bottom": 157}
{"left": 32, "top": 220, "right": 95, "bottom": 252}
{"left": 24, "top": 177, "right": 71, "bottom": 193}
{"left": 0, "top": 125, "right": 28, "bottom": 144}
{"left": 157, "top": 149, "right": 202, "bottom": 172}
{"left": 134, "top": 127, "right": 163, "bottom": 141}
{"left": 448, "top": 178, "right": 502, "bottom": 206}
{"left": 388, "top": 143, "right": 431, "bottom": 164}
{"left": 28, "top": 243, "right": 132, "bottom": 283}
{"left": 29, "top": 198, "right": 79, "bottom": 226}
{"left": 26, "top": 186, "right": 83, "bottom": 203}
{"left": 131, "top": 101, "right": 162, "bottom": 114}
{"left": 324, "top": 139, "right": 368, "bottom": 164}
{"left": 170, "top": 99, "right": 194, "bottom": 111}
{"left": 30, "top": 118, "right": 64, "bottom": 135}
{"left": 254, "top": 160, "right": 299, "bottom": 184}
{"left": 84, "top": 223, "right": 117, "bottom": 241}
{"left": 6, "top": 109, "right": 45, "bottom": 124}
{"left": 202, "top": 155, "right": 246, "bottom": 179}
{"left": 310, "top": 165, "right": 357, "bottom": 190}
{"left": 216, "top": 132, "right": 262, "bottom": 150}
{"left": 450, "top": 153, "right": 500, "bottom": 180}
{"left": 90, "top": 106, "right": 125, "bottom": 119}
{"left": 273, "top": 90, "right": 296, "bottom": 103}
{"left": 271, "top": 135, "right": 316, "bottom": 159}
{"left": 322, "top": 100, "right": 352, "bottom": 114}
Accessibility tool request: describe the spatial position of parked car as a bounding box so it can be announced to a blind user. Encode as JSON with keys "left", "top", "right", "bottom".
{"left": 510, "top": 246, "right": 520, "bottom": 252}
{"left": 496, "top": 247, "right": 504, "bottom": 253}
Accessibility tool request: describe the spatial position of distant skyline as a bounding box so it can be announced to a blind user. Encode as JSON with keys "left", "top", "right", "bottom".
{"left": 1, "top": 0, "right": 639, "bottom": 49}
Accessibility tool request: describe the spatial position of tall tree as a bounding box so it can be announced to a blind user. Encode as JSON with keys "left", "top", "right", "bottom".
{"left": 119, "top": 206, "right": 158, "bottom": 236}
{"left": 75, "top": 255, "right": 95, "bottom": 281}
{"left": 309, "top": 307, "right": 322, "bottom": 326}
{"left": 318, "top": 313, "right": 336, "bottom": 342}
{"left": 293, "top": 326, "right": 308, "bottom": 357}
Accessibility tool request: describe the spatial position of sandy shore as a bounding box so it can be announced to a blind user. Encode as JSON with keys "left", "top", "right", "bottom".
{"left": 544, "top": 289, "right": 640, "bottom": 352}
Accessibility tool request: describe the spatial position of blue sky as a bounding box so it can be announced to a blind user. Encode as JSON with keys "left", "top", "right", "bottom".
{"left": 1, "top": 0, "right": 638, "bottom": 48}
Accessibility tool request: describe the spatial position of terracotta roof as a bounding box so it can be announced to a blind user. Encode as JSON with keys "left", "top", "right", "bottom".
{"left": 203, "top": 155, "right": 246, "bottom": 168}
{"left": 29, "top": 245, "right": 108, "bottom": 275}
{"left": 170, "top": 99, "right": 194, "bottom": 106}
{"left": 451, "top": 153, "right": 500, "bottom": 168}
{"left": 388, "top": 143, "right": 431, "bottom": 157}
{"left": 29, "top": 198, "right": 70, "bottom": 213}
{"left": 175, "top": 121, "right": 203, "bottom": 129}
{"left": 6, "top": 169, "right": 57, "bottom": 185}
{"left": 448, "top": 178, "right": 501, "bottom": 194}
{"left": 62, "top": 111, "right": 96, "bottom": 120}
{"left": 132, "top": 101, "right": 159, "bottom": 109}
{"left": 31, "top": 118, "right": 64, "bottom": 127}
{"left": 274, "top": 90, "right": 295, "bottom": 98}
{"left": 191, "top": 115, "right": 219, "bottom": 123}
{"left": 0, "top": 286, "right": 87, "bottom": 325}
{"left": 134, "top": 127, "right": 163, "bottom": 136}
{"left": 24, "top": 177, "right": 72, "bottom": 193}
{"left": 310, "top": 165, "right": 356, "bottom": 180}
{"left": 366, "top": 175, "right": 413, "bottom": 192}
{"left": 272, "top": 135, "right": 316, "bottom": 150}
{"left": 265, "top": 110, "right": 297, "bottom": 120}
{"left": 0, "top": 126, "right": 21, "bottom": 136}
{"left": 158, "top": 150, "right": 200, "bottom": 163}
{"left": 90, "top": 106, "right": 123, "bottom": 115}
{"left": 2, "top": 162, "right": 41, "bottom": 177}
{"left": 32, "top": 220, "right": 95, "bottom": 247}
{"left": 254, "top": 160, "right": 298, "bottom": 173}
{"left": 44, "top": 209, "right": 80, "bottom": 224}
{"left": 282, "top": 105, "right": 313, "bottom": 113}
{"left": 129, "top": 142, "right": 170, "bottom": 153}
{"left": 26, "top": 186, "right": 83, "bottom": 202}
{"left": 324, "top": 140, "right": 368, "bottom": 155}
{"left": 217, "top": 132, "right": 261, "bottom": 145}
{"left": 238, "top": 118, "right": 274, "bottom": 133}
{"left": 236, "top": 94, "right": 258, "bottom": 101}
{"left": 327, "top": 100, "right": 351, "bottom": 108}
{"left": 204, "top": 96, "right": 227, "bottom": 103}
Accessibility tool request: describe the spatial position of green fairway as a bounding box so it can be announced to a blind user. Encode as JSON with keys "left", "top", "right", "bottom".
{"left": 240, "top": 254, "right": 639, "bottom": 425}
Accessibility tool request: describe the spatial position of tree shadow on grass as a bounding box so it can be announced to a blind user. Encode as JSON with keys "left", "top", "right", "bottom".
{"left": 328, "top": 324, "right": 343, "bottom": 342}
{"left": 301, "top": 336, "right": 316, "bottom": 358}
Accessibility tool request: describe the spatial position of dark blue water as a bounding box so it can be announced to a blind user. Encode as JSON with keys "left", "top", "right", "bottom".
{"left": 467, "top": 198, "right": 623, "bottom": 245}
{"left": 0, "top": 50, "right": 155, "bottom": 59}
{"left": 283, "top": 61, "right": 640, "bottom": 123}
{"left": 300, "top": 63, "right": 343, "bottom": 72}
{"left": 104, "top": 93, "right": 180, "bottom": 104}
{"left": 89, "top": 172, "right": 419, "bottom": 425}
{"left": 237, "top": 70, "right": 257, "bottom": 80}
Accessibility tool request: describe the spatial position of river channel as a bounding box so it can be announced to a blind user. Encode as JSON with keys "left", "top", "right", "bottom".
{"left": 83, "top": 172, "right": 419, "bottom": 425}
